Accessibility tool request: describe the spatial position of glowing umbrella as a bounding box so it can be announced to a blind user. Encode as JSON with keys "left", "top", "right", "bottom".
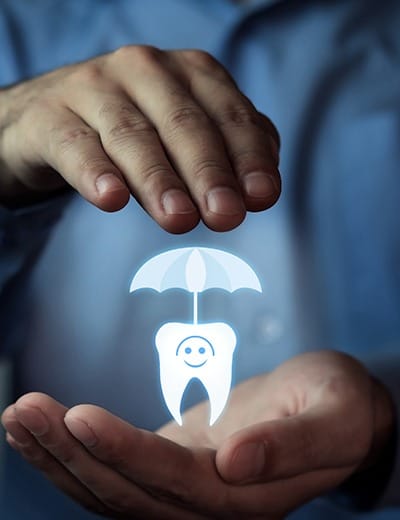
{"left": 130, "top": 247, "right": 262, "bottom": 323}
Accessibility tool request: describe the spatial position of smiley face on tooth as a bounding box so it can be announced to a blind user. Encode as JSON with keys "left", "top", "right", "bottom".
{"left": 176, "top": 336, "right": 215, "bottom": 368}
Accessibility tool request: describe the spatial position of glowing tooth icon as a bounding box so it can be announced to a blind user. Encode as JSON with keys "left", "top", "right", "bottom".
{"left": 130, "top": 247, "right": 262, "bottom": 426}
{"left": 155, "top": 322, "right": 236, "bottom": 426}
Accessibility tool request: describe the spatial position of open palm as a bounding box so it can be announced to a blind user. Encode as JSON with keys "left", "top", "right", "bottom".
{"left": 2, "top": 351, "right": 393, "bottom": 519}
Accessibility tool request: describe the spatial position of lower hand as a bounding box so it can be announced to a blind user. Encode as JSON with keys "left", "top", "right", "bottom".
{"left": 0, "top": 46, "right": 280, "bottom": 233}
{"left": 2, "top": 351, "right": 395, "bottom": 519}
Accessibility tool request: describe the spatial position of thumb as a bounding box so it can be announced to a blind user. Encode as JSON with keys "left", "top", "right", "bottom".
{"left": 215, "top": 404, "right": 371, "bottom": 484}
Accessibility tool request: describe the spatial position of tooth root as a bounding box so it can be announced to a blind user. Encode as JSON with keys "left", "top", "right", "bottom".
{"left": 155, "top": 323, "right": 189, "bottom": 426}
{"left": 159, "top": 374, "right": 188, "bottom": 426}
{"left": 201, "top": 323, "right": 236, "bottom": 426}
{"left": 209, "top": 380, "right": 231, "bottom": 426}
{"left": 202, "top": 361, "right": 233, "bottom": 426}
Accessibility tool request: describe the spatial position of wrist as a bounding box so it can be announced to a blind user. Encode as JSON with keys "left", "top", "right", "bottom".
{"left": 0, "top": 160, "right": 70, "bottom": 208}
{"left": 0, "top": 165, "right": 50, "bottom": 208}
{"left": 0, "top": 86, "right": 66, "bottom": 208}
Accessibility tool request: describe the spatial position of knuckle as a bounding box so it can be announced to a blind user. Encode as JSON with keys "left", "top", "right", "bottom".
{"left": 112, "top": 44, "right": 135, "bottom": 61}
{"left": 112, "top": 44, "right": 162, "bottom": 67}
{"left": 229, "top": 148, "right": 269, "bottom": 177}
{"left": 98, "top": 101, "right": 131, "bottom": 119}
{"left": 136, "top": 163, "right": 175, "bottom": 197}
{"left": 192, "top": 158, "right": 226, "bottom": 180}
{"left": 230, "top": 148, "right": 256, "bottom": 166}
{"left": 184, "top": 49, "right": 233, "bottom": 82}
{"left": 106, "top": 115, "right": 155, "bottom": 142}
{"left": 164, "top": 105, "right": 208, "bottom": 134}
{"left": 23, "top": 98, "right": 53, "bottom": 128}
{"left": 55, "top": 126, "right": 96, "bottom": 152}
{"left": 140, "top": 163, "right": 172, "bottom": 184}
{"left": 184, "top": 49, "right": 219, "bottom": 71}
{"left": 217, "top": 104, "right": 261, "bottom": 128}
{"left": 78, "top": 157, "right": 112, "bottom": 180}
{"left": 72, "top": 62, "right": 104, "bottom": 86}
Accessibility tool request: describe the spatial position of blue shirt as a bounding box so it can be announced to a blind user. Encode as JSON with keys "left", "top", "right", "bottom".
{"left": 0, "top": 0, "right": 399, "bottom": 518}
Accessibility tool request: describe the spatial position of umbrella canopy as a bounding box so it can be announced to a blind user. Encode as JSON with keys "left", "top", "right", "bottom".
{"left": 130, "top": 247, "right": 262, "bottom": 324}
{"left": 130, "top": 246, "right": 261, "bottom": 294}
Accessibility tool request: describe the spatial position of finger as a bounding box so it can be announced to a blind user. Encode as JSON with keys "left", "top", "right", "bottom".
{"left": 110, "top": 46, "right": 247, "bottom": 231}
{"left": 2, "top": 404, "right": 37, "bottom": 446}
{"left": 68, "top": 87, "right": 199, "bottom": 233}
{"left": 5, "top": 398, "right": 353, "bottom": 518}
{"left": 64, "top": 405, "right": 226, "bottom": 510}
{"left": 177, "top": 51, "right": 281, "bottom": 211}
{"left": 64, "top": 404, "right": 202, "bottom": 488}
{"left": 14, "top": 394, "right": 202, "bottom": 519}
{"left": 157, "top": 413, "right": 355, "bottom": 517}
{"left": 2, "top": 405, "right": 105, "bottom": 515}
{"left": 216, "top": 404, "right": 372, "bottom": 484}
{"left": 29, "top": 107, "right": 130, "bottom": 212}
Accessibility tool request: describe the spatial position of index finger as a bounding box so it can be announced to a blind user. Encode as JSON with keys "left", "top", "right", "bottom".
{"left": 64, "top": 405, "right": 226, "bottom": 509}
{"left": 12, "top": 393, "right": 203, "bottom": 519}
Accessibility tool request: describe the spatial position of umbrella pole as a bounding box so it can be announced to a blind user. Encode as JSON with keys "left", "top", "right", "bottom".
{"left": 193, "top": 291, "right": 198, "bottom": 325}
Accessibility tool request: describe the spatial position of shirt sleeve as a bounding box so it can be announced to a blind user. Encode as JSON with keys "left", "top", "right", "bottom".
{"left": 368, "top": 354, "right": 400, "bottom": 508}
{"left": 327, "top": 351, "right": 400, "bottom": 511}
{"left": 0, "top": 195, "right": 71, "bottom": 355}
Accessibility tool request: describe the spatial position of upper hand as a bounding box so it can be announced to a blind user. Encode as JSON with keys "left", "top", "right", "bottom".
{"left": 0, "top": 46, "right": 280, "bottom": 233}
{"left": 2, "top": 351, "right": 393, "bottom": 519}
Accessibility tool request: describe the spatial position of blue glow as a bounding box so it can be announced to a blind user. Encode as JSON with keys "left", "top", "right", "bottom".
{"left": 130, "top": 246, "right": 262, "bottom": 426}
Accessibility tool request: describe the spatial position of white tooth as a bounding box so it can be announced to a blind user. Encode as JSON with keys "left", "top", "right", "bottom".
{"left": 155, "top": 322, "right": 237, "bottom": 426}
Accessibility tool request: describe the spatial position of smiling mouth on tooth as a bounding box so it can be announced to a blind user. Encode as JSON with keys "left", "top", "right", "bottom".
{"left": 184, "top": 360, "right": 207, "bottom": 368}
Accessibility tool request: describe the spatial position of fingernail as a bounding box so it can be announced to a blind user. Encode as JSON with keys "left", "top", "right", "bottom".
{"left": 96, "top": 174, "right": 126, "bottom": 195}
{"left": 229, "top": 442, "right": 266, "bottom": 483}
{"left": 64, "top": 416, "right": 98, "bottom": 448}
{"left": 6, "top": 432, "right": 21, "bottom": 450}
{"left": 206, "top": 187, "right": 244, "bottom": 215}
{"left": 243, "top": 172, "right": 279, "bottom": 199}
{"left": 16, "top": 406, "right": 48, "bottom": 436}
{"left": 161, "top": 189, "right": 197, "bottom": 215}
{"left": 4, "top": 420, "right": 32, "bottom": 447}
